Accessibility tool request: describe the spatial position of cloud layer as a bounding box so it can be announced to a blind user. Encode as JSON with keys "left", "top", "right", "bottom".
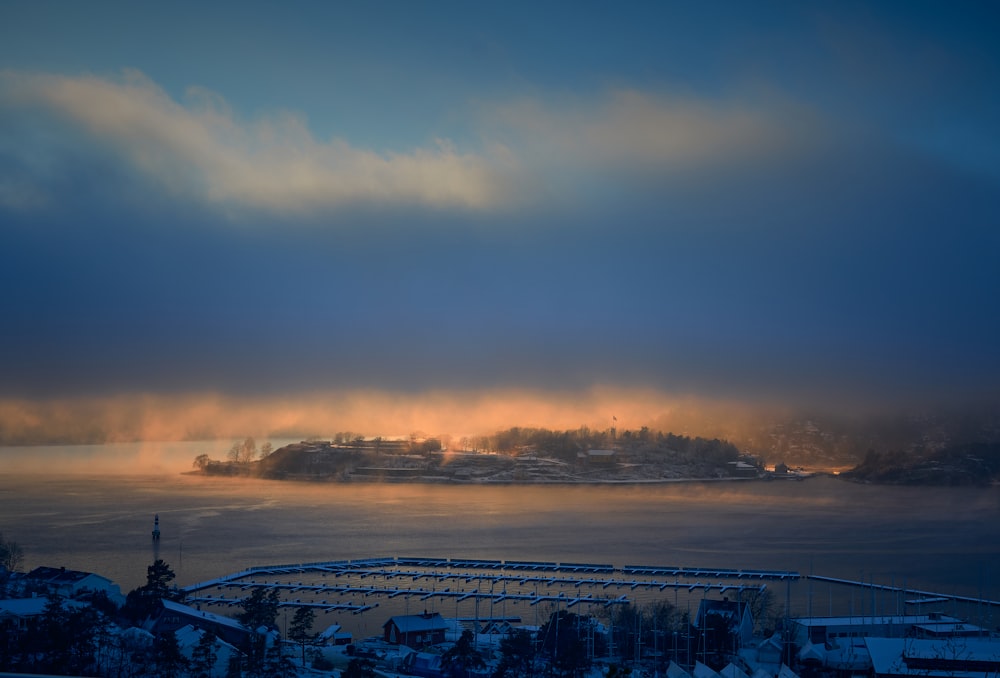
{"left": 1, "top": 69, "right": 512, "bottom": 213}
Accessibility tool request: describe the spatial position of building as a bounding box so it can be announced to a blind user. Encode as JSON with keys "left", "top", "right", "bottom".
{"left": 865, "top": 637, "right": 1000, "bottom": 678}
{"left": 791, "top": 614, "right": 966, "bottom": 647}
{"left": 582, "top": 449, "right": 617, "bottom": 465}
{"left": 145, "top": 599, "right": 250, "bottom": 650}
{"left": 24, "top": 566, "right": 124, "bottom": 605}
{"left": 383, "top": 612, "right": 449, "bottom": 648}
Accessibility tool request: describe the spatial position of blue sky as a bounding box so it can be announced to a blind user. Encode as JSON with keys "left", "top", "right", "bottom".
{"left": 1, "top": 1, "right": 998, "bottom": 439}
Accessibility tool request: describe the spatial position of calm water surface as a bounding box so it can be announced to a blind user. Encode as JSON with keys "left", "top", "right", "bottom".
{"left": 2, "top": 467, "right": 997, "bottom": 610}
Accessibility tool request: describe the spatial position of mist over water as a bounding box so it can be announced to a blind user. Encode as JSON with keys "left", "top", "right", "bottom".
{"left": 2, "top": 444, "right": 998, "bottom": 636}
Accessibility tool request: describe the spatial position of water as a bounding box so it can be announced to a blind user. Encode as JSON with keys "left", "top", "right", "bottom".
{"left": 1, "top": 443, "right": 998, "bottom": 635}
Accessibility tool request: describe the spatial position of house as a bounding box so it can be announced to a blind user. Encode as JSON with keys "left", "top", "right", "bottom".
{"left": 145, "top": 599, "right": 250, "bottom": 650}
{"left": 0, "top": 596, "right": 88, "bottom": 654}
{"left": 174, "top": 623, "right": 242, "bottom": 675}
{"left": 24, "top": 566, "right": 124, "bottom": 605}
{"left": 727, "top": 461, "right": 758, "bottom": 478}
{"left": 583, "top": 449, "right": 617, "bottom": 465}
{"left": 383, "top": 611, "right": 449, "bottom": 648}
{"left": 0, "top": 596, "right": 49, "bottom": 633}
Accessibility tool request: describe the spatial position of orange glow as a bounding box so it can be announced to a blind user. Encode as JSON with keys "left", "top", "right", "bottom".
{"left": 0, "top": 388, "right": 788, "bottom": 473}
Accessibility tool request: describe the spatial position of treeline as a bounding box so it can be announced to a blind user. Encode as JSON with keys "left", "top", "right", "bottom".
{"left": 464, "top": 426, "right": 742, "bottom": 465}
{"left": 841, "top": 442, "right": 1000, "bottom": 485}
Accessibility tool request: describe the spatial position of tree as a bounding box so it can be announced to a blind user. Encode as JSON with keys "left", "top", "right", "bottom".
{"left": 145, "top": 558, "right": 177, "bottom": 598}
{"left": 153, "top": 630, "right": 189, "bottom": 678}
{"left": 239, "top": 437, "right": 258, "bottom": 463}
{"left": 227, "top": 442, "right": 241, "bottom": 463}
{"left": 193, "top": 453, "right": 212, "bottom": 471}
{"left": 191, "top": 629, "right": 219, "bottom": 678}
{"left": 0, "top": 532, "right": 24, "bottom": 572}
{"left": 258, "top": 442, "right": 274, "bottom": 460}
{"left": 288, "top": 605, "right": 315, "bottom": 666}
{"left": 539, "top": 610, "right": 590, "bottom": 678}
{"left": 237, "top": 587, "right": 281, "bottom": 674}
{"left": 123, "top": 559, "right": 177, "bottom": 622}
{"left": 493, "top": 628, "right": 537, "bottom": 678}
{"left": 443, "top": 629, "right": 485, "bottom": 678}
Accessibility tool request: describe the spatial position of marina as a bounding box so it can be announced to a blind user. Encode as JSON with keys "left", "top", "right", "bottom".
{"left": 179, "top": 555, "right": 1000, "bottom": 639}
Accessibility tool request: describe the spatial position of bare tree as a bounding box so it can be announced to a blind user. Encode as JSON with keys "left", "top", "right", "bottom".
{"left": 0, "top": 532, "right": 24, "bottom": 571}
{"left": 239, "top": 437, "right": 257, "bottom": 463}
{"left": 258, "top": 442, "right": 274, "bottom": 460}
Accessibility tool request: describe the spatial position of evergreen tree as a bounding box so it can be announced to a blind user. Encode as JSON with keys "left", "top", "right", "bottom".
{"left": 237, "top": 588, "right": 281, "bottom": 675}
{"left": 153, "top": 630, "right": 189, "bottom": 678}
{"left": 191, "top": 629, "right": 220, "bottom": 678}
{"left": 493, "top": 628, "right": 537, "bottom": 678}
{"left": 443, "top": 629, "right": 486, "bottom": 678}
{"left": 288, "top": 605, "right": 316, "bottom": 665}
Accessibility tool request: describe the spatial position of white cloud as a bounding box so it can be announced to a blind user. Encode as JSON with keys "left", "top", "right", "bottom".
{"left": 1, "top": 69, "right": 825, "bottom": 217}
{"left": 0, "top": 69, "right": 514, "bottom": 213}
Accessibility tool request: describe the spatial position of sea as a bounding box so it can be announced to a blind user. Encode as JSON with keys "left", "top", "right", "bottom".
{"left": 1, "top": 441, "right": 998, "bottom": 637}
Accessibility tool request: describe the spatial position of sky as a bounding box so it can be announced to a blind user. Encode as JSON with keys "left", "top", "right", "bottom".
{"left": 1, "top": 1, "right": 999, "bottom": 443}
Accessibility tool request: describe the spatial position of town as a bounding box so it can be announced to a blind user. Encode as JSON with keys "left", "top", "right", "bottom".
{"left": 3, "top": 550, "right": 999, "bottom": 678}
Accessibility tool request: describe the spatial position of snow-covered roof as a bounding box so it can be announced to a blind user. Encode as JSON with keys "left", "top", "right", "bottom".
{"left": 0, "top": 596, "right": 86, "bottom": 617}
{"left": 0, "top": 597, "right": 49, "bottom": 617}
{"left": 161, "top": 599, "right": 245, "bottom": 632}
{"left": 719, "top": 662, "right": 750, "bottom": 678}
{"left": 385, "top": 612, "right": 449, "bottom": 633}
{"left": 667, "top": 661, "right": 693, "bottom": 678}
{"left": 26, "top": 566, "right": 115, "bottom": 588}
{"left": 793, "top": 614, "right": 960, "bottom": 628}
{"left": 865, "top": 637, "right": 1000, "bottom": 678}
{"left": 694, "top": 660, "right": 721, "bottom": 678}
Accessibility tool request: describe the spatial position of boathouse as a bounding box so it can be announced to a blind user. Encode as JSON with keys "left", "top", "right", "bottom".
{"left": 383, "top": 611, "right": 448, "bottom": 648}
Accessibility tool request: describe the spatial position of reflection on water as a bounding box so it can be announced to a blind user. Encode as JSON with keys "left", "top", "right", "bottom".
{"left": 1, "top": 470, "right": 997, "bottom": 603}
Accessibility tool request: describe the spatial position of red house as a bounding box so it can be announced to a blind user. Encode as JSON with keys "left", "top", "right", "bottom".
{"left": 383, "top": 612, "right": 448, "bottom": 648}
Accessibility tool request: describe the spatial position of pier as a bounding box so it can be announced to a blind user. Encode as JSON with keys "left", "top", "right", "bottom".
{"left": 181, "top": 556, "right": 785, "bottom": 618}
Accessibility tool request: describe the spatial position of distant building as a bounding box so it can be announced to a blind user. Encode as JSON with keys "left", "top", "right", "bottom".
{"left": 582, "top": 449, "right": 617, "bottom": 465}
{"left": 727, "top": 461, "right": 758, "bottom": 478}
{"left": 383, "top": 611, "right": 449, "bottom": 648}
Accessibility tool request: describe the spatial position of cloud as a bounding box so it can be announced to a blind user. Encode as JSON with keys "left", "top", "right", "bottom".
{"left": 481, "top": 88, "right": 822, "bottom": 176}
{"left": 0, "top": 69, "right": 514, "bottom": 213}
{"left": 1, "top": 69, "right": 833, "bottom": 218}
